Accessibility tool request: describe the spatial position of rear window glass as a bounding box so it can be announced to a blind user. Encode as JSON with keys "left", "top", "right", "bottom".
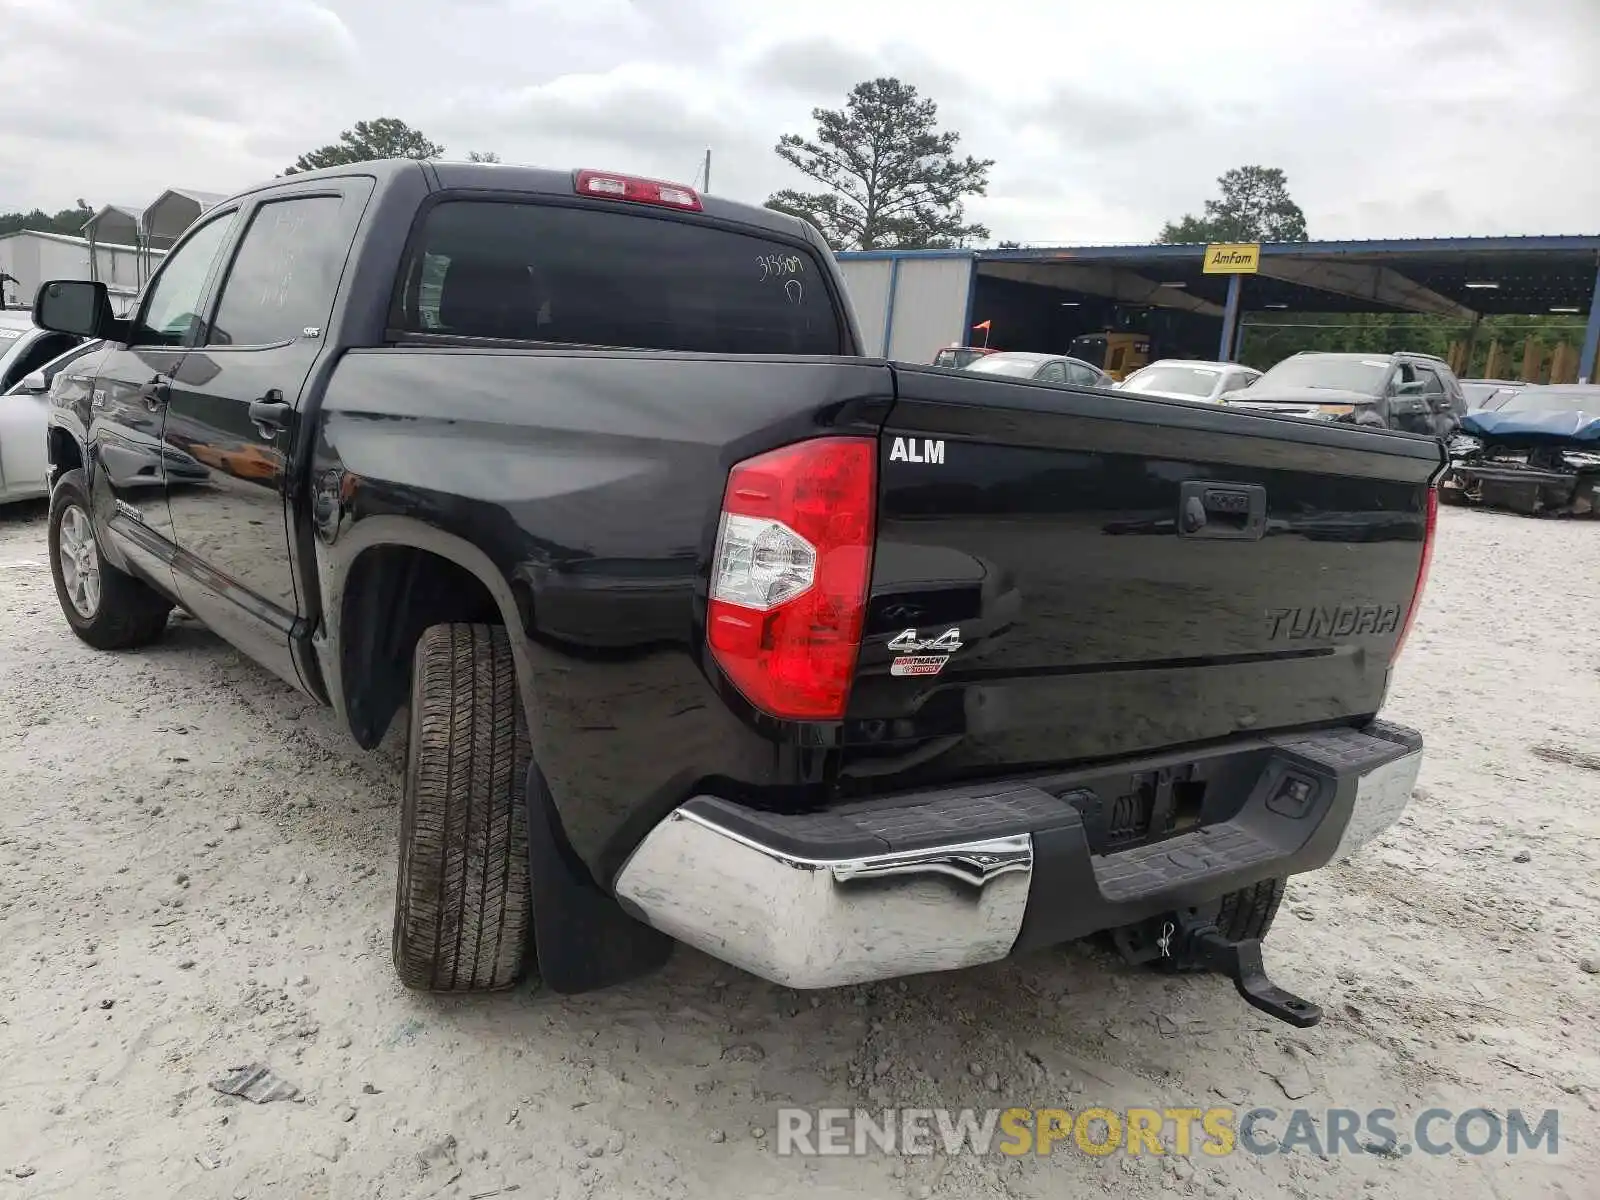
{"left": 395, "top": 199, "right": 844, "bottom": 355}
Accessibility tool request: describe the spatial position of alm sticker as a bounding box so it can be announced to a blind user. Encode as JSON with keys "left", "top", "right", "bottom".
{"left": 889, "top": 437, "right": 945, "bottom": 464}
{"left": 888, "top": 627, "right": 962, "bottom": 677}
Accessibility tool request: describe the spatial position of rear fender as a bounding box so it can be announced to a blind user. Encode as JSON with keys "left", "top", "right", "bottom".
{"left": 317, "top": 514, "right": 537, "bottom": 733}
{"left": 319, "top": 515, "right": 666, "bottom": 992}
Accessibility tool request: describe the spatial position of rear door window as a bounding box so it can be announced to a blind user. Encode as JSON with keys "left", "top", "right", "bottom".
{"left": 396, "top": 199, "right": 845, "bottom": 355}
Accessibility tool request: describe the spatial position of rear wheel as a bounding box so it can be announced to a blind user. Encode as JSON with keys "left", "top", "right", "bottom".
{"left": 393, "top": 623, "right": 534, "bottom": 992}
{"left": 48, "top": 469, "right": 172, "bottom": 650}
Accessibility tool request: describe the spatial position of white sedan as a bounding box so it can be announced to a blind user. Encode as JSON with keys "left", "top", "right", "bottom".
{"left": 0, "top": 319, "right": 98, "bottom": 504}
{"left": 1118, "top": 359, "right": 1261, "bottom": 403}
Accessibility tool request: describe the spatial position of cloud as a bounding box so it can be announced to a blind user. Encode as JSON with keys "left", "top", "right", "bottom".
{"left": 1024, "top": 84, "right": 1199, "bottom": 149}
{"left": 745, "top": 37, "right": 881, "bottom": 99}
{"left": 0, "top": 0, "right": 1595, "bottom": 247}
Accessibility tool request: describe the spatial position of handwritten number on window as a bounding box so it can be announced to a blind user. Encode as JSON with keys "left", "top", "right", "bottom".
{"left": 757, "top": 254, "right": 805, "bottom": 282}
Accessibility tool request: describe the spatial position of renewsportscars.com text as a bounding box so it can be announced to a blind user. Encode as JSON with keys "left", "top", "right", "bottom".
{"left": 775, "top": 1106, "right": 1560, "bottom": 1158}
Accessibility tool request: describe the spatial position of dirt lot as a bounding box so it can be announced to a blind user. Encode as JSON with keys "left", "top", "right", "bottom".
{"left": 1, "top": 499, "right": 1596, "bottom": 1200}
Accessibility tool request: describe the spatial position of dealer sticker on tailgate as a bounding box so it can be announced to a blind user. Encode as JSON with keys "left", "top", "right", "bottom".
{"left": 888, "top": 628, "right": 962, "bottom": 677}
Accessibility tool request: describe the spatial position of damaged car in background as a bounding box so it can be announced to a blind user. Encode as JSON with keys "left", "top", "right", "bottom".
{"left": 1440, "top": 385, "right": 1600, "bottom": 516}
{"left": 1221, "top": 350, "right": 1464, "bottom": 436}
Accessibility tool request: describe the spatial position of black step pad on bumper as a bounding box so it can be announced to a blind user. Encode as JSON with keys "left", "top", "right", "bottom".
{"left": 1091, "top": 823, "right": 1280, "bottom": 903}
{"left": 684, "top": 721, "right": 1419, "bottom": 867}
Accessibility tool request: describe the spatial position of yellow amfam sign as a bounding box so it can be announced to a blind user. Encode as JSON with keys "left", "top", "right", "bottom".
{"left": 1204, "top": 243, "right": 1261, "bottom": 274}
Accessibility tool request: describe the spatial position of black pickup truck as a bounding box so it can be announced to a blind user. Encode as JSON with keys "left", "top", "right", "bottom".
{"left": 34, "top": 161, "right": 1441, "bottom": 1026}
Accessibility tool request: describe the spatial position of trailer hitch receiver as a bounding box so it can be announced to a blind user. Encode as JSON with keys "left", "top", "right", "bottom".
{"left": 1159, "top": 913, "right": 1323, "bottom": 1029}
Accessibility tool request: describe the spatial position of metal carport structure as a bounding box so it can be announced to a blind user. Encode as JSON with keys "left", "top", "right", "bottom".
{"left": 837, "top": 235, "right": 1600, "bottom": 381}
{"left": 141, "top": 188, "right": 226, "bottom": 251}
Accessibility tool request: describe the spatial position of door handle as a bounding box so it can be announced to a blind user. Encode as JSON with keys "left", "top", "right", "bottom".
{"left": 139, "top": 376, "right": 169, "bottom": 412}
{"left": 1177, "top": 480, "right": 1268, "bottom": 541}
{"left": 248, "top": 391, "right": 291, "bottom": 438}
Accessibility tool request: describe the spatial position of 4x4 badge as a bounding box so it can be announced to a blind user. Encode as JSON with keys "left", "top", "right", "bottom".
{"left": 888, "top": 628, "right": 962, "bottom": 653}
{"left": 888, "top": 627, "right": 962, "bottom": 677}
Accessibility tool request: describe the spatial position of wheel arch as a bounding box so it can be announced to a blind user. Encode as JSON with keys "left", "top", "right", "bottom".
{"left": 327, "top": 518, "right": 678, "bottom": 993}
{"left": 47, "top": 425, "right": 85, "bottom": 487}
{"left": 323, "top": 516, "right": 537, "bottom": 750}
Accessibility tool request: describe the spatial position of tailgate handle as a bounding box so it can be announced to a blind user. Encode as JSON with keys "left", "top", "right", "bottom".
{"left": 1178, "top": 481, "right": 1267, "bottom": 541}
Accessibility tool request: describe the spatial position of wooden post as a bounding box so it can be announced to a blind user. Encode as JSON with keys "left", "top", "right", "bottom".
{"left": 1522, "top": 337, "right": 1544, "bottom": 384}
{"left": 1550, "top": 341, "right": 1578, "bottom": 384}
{"left": 1484, "top": 340, "right": 1505, "bottom": 379}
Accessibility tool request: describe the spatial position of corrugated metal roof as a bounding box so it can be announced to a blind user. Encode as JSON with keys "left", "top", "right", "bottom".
{"left": 839, "top": 235, "right": 1600, "bottom": 318}
{"left": 0, "top": 229, "right": 102, "bottom": 248}
{"left": 151, "top": 188, "right": 226, "bottom": 208}
{"left": 839, "top": 234, "right": 1600, "bottom": 261}
{"left": 975, "top": 235, "right": 1600, "bottom": 261}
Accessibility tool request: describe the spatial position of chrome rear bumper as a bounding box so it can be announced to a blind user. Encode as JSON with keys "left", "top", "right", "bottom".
{"left": 612, "top": 809, "right": 1033, "bottom": 988}
{"left": 612, "top": 725, "right": 1423, "bottom": 989}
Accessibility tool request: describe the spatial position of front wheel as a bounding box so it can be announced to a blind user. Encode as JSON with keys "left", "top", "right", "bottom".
{"left": 393, "top": 623, "right": 535, "bottom": 992}
{"left": 47, "top": 470, "right": 172, "bottom": 650}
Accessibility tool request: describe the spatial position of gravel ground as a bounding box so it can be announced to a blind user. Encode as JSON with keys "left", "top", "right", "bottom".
{"left": 1, "top": 499, "right": 1597, "bottom": 1199}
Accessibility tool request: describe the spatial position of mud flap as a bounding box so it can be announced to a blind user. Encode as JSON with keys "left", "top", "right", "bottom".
{"left": 525, "top": 764, "right": 674, "bottom": 994}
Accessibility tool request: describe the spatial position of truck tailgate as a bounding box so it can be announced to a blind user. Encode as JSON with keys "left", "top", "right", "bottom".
{"left": 845, "top": 364, "right": 1442, "bottom": 779}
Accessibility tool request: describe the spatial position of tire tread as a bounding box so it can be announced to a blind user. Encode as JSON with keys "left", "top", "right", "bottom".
{"left": 393, "top": 623, "right": 532, "bottom": 991}
{"left": 1214, "top": 876, "right": 1286, "bottom": 942}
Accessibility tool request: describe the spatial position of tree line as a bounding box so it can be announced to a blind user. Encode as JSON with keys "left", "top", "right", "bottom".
{"left": 0, "top": 200, "right": 94, "bottom": 238}
{"left": 4, "top": 93, "right": 1577, "bottom": 370}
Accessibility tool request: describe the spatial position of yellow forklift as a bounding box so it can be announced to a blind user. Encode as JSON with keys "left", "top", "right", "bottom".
{"left": 1066, "top": 331, "right": 1151, "bottom": 382}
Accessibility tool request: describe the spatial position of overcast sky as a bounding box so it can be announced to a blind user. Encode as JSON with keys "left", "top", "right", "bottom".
{"left": 5, "top": 0, "right": 1598, "bottom": 243}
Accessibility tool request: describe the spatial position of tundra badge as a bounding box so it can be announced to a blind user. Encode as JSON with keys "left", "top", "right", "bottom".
{"left": 888, "top": 627, "right": 962, "bottom": 677}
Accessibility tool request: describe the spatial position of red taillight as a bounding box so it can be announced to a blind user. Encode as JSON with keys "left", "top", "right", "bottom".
{"left": 574, "top": 169, "right": 702, "bottom": 212}
{"left": 707, "top": 438, "right": 876, "bottom": 720}
{"left": 1392, "top": 487, "right": 1439, "bottom": 661}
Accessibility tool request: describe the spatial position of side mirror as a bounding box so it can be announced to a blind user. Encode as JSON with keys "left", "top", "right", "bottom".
{"left": 33, "top": 280, "right": 117, "bottom": 339}
{"left": 21, "top": 371, "right": 48, "bottom": 394}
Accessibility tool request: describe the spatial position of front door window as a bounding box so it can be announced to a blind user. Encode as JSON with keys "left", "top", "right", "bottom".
{"left": 134, "top": 215, "right": 237, "bottom": 347}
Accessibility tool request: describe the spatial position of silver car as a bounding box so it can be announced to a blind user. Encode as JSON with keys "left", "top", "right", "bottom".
{"left": 1119, "top": 359, "right": 1261, "bottom": 403}
{"left": 964, "top": 351, "right": 1113, "bottom": 388}
{"left": 0, "top": 322, "right": 100, "bottom": 504}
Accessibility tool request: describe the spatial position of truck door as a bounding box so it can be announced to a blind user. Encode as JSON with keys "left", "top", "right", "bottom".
{"left": 85, "top": 208, "right": 240, "bottom": 595}
{"left": 160, "top": 179, "right": 373, "bottom": 692}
